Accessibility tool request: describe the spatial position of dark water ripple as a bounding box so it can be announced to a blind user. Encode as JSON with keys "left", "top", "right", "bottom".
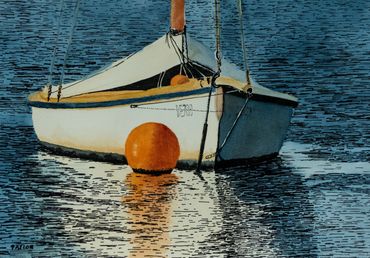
{"left": 1, "top": 0, "right": 370, "bottom": 257}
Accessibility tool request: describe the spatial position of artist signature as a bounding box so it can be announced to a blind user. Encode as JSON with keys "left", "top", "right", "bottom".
{"left": 2, "top": 244, "right": 35, "bottom": 255}
{"left": 10, "top": 244, "right": 34, "bottom": 251}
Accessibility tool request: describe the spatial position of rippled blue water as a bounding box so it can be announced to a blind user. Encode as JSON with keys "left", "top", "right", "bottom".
{"left": 0, "top": 0, "right": 369, "bottom": 257}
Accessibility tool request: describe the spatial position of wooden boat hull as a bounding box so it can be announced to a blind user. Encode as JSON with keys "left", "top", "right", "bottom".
{"left": 30, "top": 86, "right": 295, "bottom": 168}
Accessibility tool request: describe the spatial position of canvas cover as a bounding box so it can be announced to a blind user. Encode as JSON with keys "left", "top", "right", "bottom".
{"left": 49, "top": 33, "right": 246, "bottom": 98}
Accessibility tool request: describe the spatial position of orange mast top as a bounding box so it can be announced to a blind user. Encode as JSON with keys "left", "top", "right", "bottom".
{"left": 171, "top": 0, "right": 185, "bottom": 33}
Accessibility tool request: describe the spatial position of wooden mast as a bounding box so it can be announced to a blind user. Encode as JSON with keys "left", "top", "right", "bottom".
{"left": 171, "top": 0, "right": 185, "bottom": 33}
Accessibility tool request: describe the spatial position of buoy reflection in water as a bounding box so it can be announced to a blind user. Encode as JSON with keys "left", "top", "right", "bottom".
{"left": 123, "top": 173, "right": 178, "bottom": 257}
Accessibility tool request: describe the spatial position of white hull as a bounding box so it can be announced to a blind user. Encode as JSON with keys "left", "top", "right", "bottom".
{"left": 31, "top": 88, "right": 295, "bottom": 168}
{"left": 32, "top": 91, "right": 220, "bottom": 166}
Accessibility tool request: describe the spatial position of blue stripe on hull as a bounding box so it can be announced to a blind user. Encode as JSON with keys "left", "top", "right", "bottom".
{"left": 28, "top": 86, "right": 297, "bottom": 109}
{"left": 28, "top": 87, "right": 210, "bottom": 109}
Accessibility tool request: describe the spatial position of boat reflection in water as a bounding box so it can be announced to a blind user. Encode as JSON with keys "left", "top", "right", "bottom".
{"left": 212, "top": 159, "right": 316, "bottom": 257}
{"left": 19, "top": 147, "right": 320, "bottom": 257}
{"left": 123, "top": 172, "right": 178, "bottom": 257}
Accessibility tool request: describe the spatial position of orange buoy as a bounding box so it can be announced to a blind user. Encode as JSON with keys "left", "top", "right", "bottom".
{"left": 170, "top": 74, "right": 190, "bottom": 86}
{"left": 125, "top": 122, "right": 180, "bottom": 174}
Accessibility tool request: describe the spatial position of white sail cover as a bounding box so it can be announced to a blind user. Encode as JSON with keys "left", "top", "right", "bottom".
{"left": 50, "top": 34, "right": 246, "bottom": 98}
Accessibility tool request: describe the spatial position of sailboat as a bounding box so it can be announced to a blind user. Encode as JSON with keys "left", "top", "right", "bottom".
{"left": 28, "top": 0, "right": 297, "bottom": 169}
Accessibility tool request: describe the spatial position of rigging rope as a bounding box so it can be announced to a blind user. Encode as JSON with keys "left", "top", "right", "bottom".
{"left": 167, "top": 32, "right": 194, "bottom": 78}
{"left": 196, "top": 0, "right": 222, "bottom": 173}
{"left": 214, "top": 0, "right": 222, "bottom": 74}
{"left": 237, "top": 0, "right": 251, "bottom": 85}
{"left": 167, "top": 31, "right": 208, "bottom": 80}
{"left": 47, "top": 0, "right": 65, "bottom": 101}
{"left": 57, "top": 0, "right": 81, "bottom": 102}
{"left": 183, "top": 26, "right": 190, "bottom": 61}
{"left": 208, "top": 88, "right": 253, "bottom": 159}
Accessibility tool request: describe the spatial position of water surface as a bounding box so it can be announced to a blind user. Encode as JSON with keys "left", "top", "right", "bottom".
{"left": 0, "top": 0, "right": 369, "bottom": 257}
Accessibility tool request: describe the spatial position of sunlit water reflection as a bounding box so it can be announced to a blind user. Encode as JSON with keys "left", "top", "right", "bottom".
{"left": 1, "top": 141, "right": 369, "bottom": 257}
